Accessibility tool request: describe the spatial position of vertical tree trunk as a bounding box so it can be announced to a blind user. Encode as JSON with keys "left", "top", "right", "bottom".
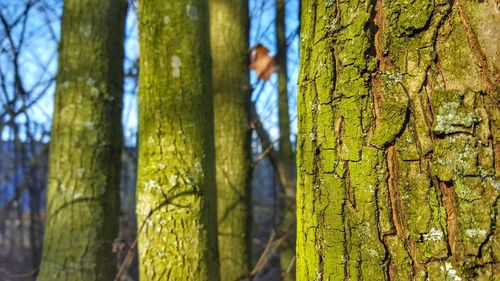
{"left": 276, "top": 0, "right": 297, "bottom": 279}
{"left": 210, "top": 1, "right": 253, "bottom": 280}
{"left": 276, "top": 0, "right": 294, "bottom": 171}
{"left": 136, "top": 1, "right": 219, "bottom": 280}
{"left": 297, "top": 0, "right": 499, "bottom": 280}
{"left": 38, "top": 0, "right": 127, "bottom": 280}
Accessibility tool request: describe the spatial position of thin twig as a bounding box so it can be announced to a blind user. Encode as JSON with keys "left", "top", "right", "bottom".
{"left": 114, "top": 239, "right": 138, "bottom": 281}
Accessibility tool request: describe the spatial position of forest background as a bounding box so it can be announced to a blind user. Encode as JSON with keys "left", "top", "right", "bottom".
{"left": 0, "top": 0, "right": 300, "bottom": 280}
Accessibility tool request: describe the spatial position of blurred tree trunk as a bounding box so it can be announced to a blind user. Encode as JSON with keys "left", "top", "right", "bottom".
{"left": 297, "top": 0, "right": 499, "bottom": 280}
{"left": 38, "top": 0, "right": 127, "bottom": 280}
{"left": 210, "top": 1, "right": 253, "bottom": 280}
{"left": 276, "top": 0, "right": 296, "bottom": 280}
{"left": 136, "top": 1, "right": 219, "bottom": 280}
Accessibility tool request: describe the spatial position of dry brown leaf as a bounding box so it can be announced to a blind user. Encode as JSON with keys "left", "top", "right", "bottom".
{"left": 250, "top": 44, "right": 276, "bottom": 81}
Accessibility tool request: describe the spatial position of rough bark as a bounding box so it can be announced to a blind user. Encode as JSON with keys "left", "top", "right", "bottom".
{"left": 297, "top": 0, "right": 499, "bottom": 280}
{"left": 136, "top": 1, "right": 219, "bottom": 280}
{"left": 38, "top": 0, "right": 127, "bottom": 280}
{"left": 210, "top": 0, "right": 253, "bottom": 280}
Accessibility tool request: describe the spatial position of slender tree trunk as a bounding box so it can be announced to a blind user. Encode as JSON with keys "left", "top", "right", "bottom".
{"left": 276, "top": 0, "right": 297, "bottom": 279}
{"left": 136, "top": 1, "right": 219, "bottom": 280}
{"left": 277, "top": 0, "right": 294, "bottom": 170}
{"left": 38, "top": 0, "right": 127, "bottom": 280}
{"left": 209, "top": 1, "right": 253, "bottom": 280}
{"left": 297, "top": 0, "right": 499, "bottom": 280}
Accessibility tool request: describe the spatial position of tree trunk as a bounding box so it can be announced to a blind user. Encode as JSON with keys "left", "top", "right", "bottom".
{"left": 297, "top": 0, "right": 499, "bottom": 280}
{"left": 38, "top": 0, "right": 127, "bottom": 280}
{"left": 210, "top": 1, "right": 253, "bottom": 280}
{"left": 277, "top": 1, "right": 295, "bottom": 175}
{"left": 276, "top": 0, "right": 297, "bottom": 279}
{"left": 136, "top": 1, "right": 219, "bottom": 280}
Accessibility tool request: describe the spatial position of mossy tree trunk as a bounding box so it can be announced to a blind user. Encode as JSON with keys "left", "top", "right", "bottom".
{"left": 209, "top": 1, "right": 253, "bottom": 280}
{"left": 297, "top": 0, "right": 499, "bottom": 280}
{"left": 276, "top": 0, "right": 297, "bottom": 279}
{"left": 136, "top": 1, "right": 219, "bottom": 280}
{"left": 38, "top": 0, "right": 127, "bottom": 280}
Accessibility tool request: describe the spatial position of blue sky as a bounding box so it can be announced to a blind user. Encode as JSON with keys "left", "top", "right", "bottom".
{"left": 250, "top": 0, "right": 300, "bottom": 149}
{"left": 0, "top": 0, "right": 61, "bottom": 142}
{"left": 0, "top": 0, "right": 300, "bottom": 148}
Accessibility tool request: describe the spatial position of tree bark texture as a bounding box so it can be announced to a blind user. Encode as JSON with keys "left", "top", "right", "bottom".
{"left": 210, "top": 0, "right": 253, "bottom": 280}
{"left": 136, "top": 0, "right": 219, "bottom": 280}
{"left": 38, "top": 0, "right": 127, "bottom": 280}
{"left": 297, "top": 0, "right": 499, "bottom": 280}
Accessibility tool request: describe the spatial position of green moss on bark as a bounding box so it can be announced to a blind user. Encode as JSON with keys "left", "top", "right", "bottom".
{"left": 297, "top": 0, "right": 499, "bottom": 279}
{"left": 209, "top": 0, "right": 252, "bottom": 280}
{"left": 38, "top": 0, "right": 127, "bottom": 280}
{"left": 136, "top": 1, "right": 219, "bottom": 280}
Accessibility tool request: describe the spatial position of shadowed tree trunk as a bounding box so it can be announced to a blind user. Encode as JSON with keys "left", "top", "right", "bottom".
{"left": 297, "top": 0, "right": 499, "bottom": 280}
{"left": 136, "top": 0, "right": 219, "bottom": 280}
{"left": 277, "top": 0, "right": 295, "bottom": 178}
{"left": 210, "top": 0, "right": 253, "bottom": 280}
{"left": 276, "top": 0, "right": 297, "bottom": 279}
{"left": 38, "top": 0, "right": 127, "bottom": 280}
